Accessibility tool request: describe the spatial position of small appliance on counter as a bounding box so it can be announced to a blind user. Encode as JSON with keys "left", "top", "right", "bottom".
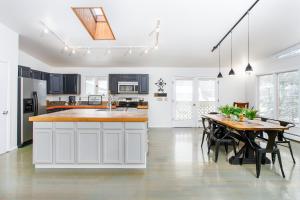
{"left": 88, "top": 95, "right": 103, "bottom": 105}
{"left": 68, "top": 96, "right": 76, "bottom": 105}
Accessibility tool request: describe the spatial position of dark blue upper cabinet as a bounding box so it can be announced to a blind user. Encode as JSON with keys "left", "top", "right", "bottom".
{"left": 108, "top": 74, "right": 149, "bottom": 94}
{"left": 63, "top": 74, "right": 81, "bottom": 95}
{"left": 47, "top": 73, "right": 64, "bottom": 94}
{"left": 138, "top": 74, "right": 149, "bottom": 94}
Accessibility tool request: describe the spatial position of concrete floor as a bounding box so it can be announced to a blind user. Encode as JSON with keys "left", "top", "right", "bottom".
{"left": 0, "top": 128, "right": 300, "bottom": 200}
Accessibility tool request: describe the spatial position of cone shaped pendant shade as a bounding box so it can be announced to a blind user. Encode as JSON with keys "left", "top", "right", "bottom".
{"left": 229, "top": 68, "right": 235, "bottom": 75}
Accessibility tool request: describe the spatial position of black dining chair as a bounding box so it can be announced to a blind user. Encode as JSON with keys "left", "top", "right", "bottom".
{"left": 255, "top": 143, "right": 285, "bottom": 178}
{"left": 208, "top": 120, "right": 237, "bottom": 162}
{"left": 260, "top": 118, "right": 296, "bottom": 164}
{"left": 201, "top": 117, "right": 211, "bottom": 148}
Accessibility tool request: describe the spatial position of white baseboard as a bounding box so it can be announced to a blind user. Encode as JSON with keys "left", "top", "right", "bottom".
{"left": 35, "top": 164, "right": 146, "bottom": 169}
{"left": 8, "top": 146, "right": 17, "bottom": 152}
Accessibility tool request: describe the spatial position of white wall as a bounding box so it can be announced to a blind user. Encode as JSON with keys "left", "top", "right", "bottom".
{"left": 47, "top": 66, "right": 246, "bottom": 127}
{"left": 0, "top": 22, "right": 18, "bottom": 150}
{"left": 19, "top": 50, "right": 51, "bottom": 72}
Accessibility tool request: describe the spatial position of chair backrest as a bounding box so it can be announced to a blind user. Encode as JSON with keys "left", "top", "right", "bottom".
{"left": 201, "top": 117, "right": 210, "bottom": 132}
{"left": 233, "top": 102, "right": 249, "bottom": 109}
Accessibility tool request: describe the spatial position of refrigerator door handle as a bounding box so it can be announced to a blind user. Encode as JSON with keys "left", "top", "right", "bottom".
{"left": 33, "top": 91, "right": 38, "bottom": 116}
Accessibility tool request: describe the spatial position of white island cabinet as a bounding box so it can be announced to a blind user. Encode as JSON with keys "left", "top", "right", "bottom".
{"left": 30, "top": 109, "right": 148, "bottom": 169}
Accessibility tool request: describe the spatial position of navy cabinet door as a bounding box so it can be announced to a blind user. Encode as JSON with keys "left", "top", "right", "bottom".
{"left": 109, "top": 74, "right": 119, "bottom": 94}
{"left": 139, "top": 74, "right": 149, "bottom": 94}
{"left": 63, "top": 74, "right": 81, "bottom": 94}
{"left": 48, "top": 74, "right": 63, "bottom": 94}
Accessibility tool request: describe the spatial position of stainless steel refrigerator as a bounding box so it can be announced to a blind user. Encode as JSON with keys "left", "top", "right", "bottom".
{"left": 17, "top": 77, "right": 47, "bottom": 147}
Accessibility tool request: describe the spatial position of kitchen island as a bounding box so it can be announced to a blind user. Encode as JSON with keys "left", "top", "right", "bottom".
{"left": 29, "top": 109, "right": 148, "bottom": 169}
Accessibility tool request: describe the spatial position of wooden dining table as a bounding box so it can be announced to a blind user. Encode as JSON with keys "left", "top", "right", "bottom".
{"left": 202, "top": 114, "right": 289, "bottom": 165}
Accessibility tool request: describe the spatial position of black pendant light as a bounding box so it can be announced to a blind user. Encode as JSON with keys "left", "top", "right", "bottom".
{"left": 245, "top": 12, "right": 253, "bottom": 73}
{"left": 229, "top": 32, "right": 235, "bottom": 75}
{"left": 217, "top": 46, "right": 223, "bottom": 78}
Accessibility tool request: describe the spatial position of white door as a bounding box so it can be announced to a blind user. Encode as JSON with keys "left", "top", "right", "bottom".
{"left": 172, "top": 77, "right": 217, "bottom": 127}
{"left": 0, "top": 61, "right": 9, "bottom": 154}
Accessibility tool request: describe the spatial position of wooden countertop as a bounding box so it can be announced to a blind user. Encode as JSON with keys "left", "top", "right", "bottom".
{"left": 203, "top": 114, "right": 288, "bottom": 131}
{"left": 29, "top": 109, "right": 148, "bottom": 122}
{"left": 46, "top": 105, "right": 117, "bottom": 110}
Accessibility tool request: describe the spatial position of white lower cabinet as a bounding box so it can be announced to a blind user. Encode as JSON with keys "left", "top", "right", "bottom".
{"left": 103, "top": 130, "right": 124, "bottom": 164}
{"left": 34, "top": 129, "right": 53, "bottom": 164}
{"left": 77, "top": 129, "right": 100, "bottom": 163}
{"left": 55, "top": 129, "right": 75, "bottom": 163}
{"left": 125, "top": 130, "right": 145, "bottom": 163}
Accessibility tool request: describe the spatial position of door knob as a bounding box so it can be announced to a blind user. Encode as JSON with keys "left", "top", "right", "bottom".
{"left": 2, "top": 111, "right": 8, "bottom": 115}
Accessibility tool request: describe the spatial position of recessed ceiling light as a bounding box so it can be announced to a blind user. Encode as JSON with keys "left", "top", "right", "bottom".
{"left": 129, "top": 49, "right": 132, "bottom": 55}
{"left": 144, "top": 49, "right": 149, "bottom": 54}
{"left": 64, "top": 46, "right": 69, "bottom": 51}
{"left": 87, "top": 49, "right": 91, "bottom": 54}
{"left": 107, "top": 49, "right": 111, "bottom": 54}
{"left": 72, "top": 49, "right": 76, "bottom": 54}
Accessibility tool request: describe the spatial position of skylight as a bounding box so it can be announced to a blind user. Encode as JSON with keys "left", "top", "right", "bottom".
{"left": 72, "top": 7, "right": 115, "bottom": 40}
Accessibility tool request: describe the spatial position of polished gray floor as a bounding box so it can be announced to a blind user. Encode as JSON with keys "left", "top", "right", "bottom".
{"left": 0, "top": 128, "right": 299, "bottom": 200}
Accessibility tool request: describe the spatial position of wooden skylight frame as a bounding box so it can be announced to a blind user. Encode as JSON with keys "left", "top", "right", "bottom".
{"left": 72, "top": 7, "right": 115, "bottom": 40}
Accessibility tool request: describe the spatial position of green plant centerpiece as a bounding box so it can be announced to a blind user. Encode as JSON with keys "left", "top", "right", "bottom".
{"left": 218, "top": 105, "right": 257, "bottom": 121}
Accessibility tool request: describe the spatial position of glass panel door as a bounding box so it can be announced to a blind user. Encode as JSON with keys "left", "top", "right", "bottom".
{"left": 172, "top": 77, "right": 217, "bottom": 127}
{"left": 173, "top": 78, "right": 195, "bottom": 127}
{"left": 196, "top": 79, "right": 217, "bottom": 126}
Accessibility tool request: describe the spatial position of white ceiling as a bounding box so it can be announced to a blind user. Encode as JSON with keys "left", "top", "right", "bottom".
{"left": 0, "top": 0, "right": 299, "bottom": 67}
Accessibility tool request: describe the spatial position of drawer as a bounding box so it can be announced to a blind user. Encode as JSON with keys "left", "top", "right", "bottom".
{"left": 33, "top": 122, "right": 52, "bottom": 129}
{"left": 102, "top": 122, "right": 123, "bottom": 130}
{"left": 125, "top": 122, "right": 146, "bottom": 130}
{"left": 55, "top": 122, "right": 74, "bottom": 129}
{"left": 77, "top": 122, "right": 101, "bottom": 129}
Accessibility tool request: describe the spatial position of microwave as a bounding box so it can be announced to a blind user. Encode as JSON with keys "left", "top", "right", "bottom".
{"left": 118, "top": 82, "right": 139, "bottom": 93}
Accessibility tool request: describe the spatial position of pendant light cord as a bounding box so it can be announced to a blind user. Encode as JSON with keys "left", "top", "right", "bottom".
{"left": 219, "top": 46, "right": 221, "bottom": 72}
{"left": 231, "top": 32, "right": 233, "bottom": 68}
{"left": 248, "top": 12, "right": 250, "bottom": 63}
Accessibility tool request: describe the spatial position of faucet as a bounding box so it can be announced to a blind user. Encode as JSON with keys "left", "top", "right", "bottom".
{"left": 108, "top": 90, "right": 112, "bottom": 111}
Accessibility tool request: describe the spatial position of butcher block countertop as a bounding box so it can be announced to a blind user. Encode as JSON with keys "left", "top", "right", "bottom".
{"left": 29, "top": 109, "right": 148, "bottom": 122}
{"left": 46, "top": 105, "right": 117, "bottom": 110}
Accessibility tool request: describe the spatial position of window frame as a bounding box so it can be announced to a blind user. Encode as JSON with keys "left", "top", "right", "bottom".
{"left": 257, "top": 69, "right": 300, "bottom": 124}
{"left": 84, "top": 76, "right": 108, "bottom": 98}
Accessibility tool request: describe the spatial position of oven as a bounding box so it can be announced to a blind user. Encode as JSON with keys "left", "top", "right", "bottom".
{"left": 118, "top": 82, "right": 139, "bottom": 94}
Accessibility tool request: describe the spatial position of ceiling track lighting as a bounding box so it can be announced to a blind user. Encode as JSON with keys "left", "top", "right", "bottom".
{"left": 229, "top": 32, "right": 235, "bottom": 75}
{"left": 211, "top": 0, "right": 259, "bottom": 76}
{"left": 217, "top": 46, "right": 223, "bottom": 78}
{"left": 40, "top": 19, "right": 160, "bottom": 56}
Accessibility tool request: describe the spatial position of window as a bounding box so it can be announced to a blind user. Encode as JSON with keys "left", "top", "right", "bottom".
{"left": 258, "top": 75, "right": 275, "bottom": 118}
{"left": 85, "top": 76, "right": 108, "bottom": 97}
{"left": 258, "top": 71, "right": 300, "bottom": 123}
{"left": 278, "top": 71, "right": 299, "bottom": 123}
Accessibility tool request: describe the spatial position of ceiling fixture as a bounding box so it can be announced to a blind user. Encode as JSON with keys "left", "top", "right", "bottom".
{"left": 228, "top": 32, "right": 235, "bottom": 75}
{"left": 245, "top": 12, "right": 253, "bottom": 74}
{"left": 211, "top": 0, "right": 260, "bottom": 75}
{"left": 144, "top": 49, "right": 149, "bottom": 54}
{"left": 86, "top": 49, "right": 91, "bottom": 54}
{"left": 217, "top": 46, "right": 223, "bottom": 78}
{"left": 72, "top": 49, "right": 76, "bottom": 54}
{"left": 40, "top": 19, "right": 160, "bottom": 56}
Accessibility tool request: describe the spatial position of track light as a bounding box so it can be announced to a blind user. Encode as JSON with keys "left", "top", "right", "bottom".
{"left": 64, "top": 46, "right": 69, "bottom": 51}
{"left": 43, "top": 28, "right": 49, "bottom": 34}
